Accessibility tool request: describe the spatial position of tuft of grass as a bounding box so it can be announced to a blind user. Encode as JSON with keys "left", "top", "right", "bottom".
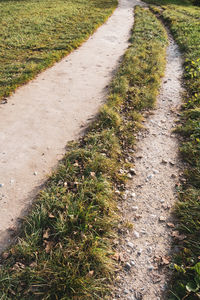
{"left": 145, "top": 0, "right": 200, "bottom": 299}
{"left": 0, "top": 7, "right": 168, "bottom": 299}
{"left": 0, "top": 0, "right": 117, "bottom": 101}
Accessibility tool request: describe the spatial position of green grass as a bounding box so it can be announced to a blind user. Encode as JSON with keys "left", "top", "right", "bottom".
{"left": 144, "top": 0, "right": 200, "bottom": 299}
{"left": 0, "top": 6, "right": 168, "bottom": 299}
{"left": 0, "top": 0, "right": 117, "bottom": 101}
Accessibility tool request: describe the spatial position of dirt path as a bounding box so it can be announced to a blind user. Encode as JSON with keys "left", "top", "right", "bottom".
{"left": 0, "top": 0, "right": 142, "bottom": 253}
{"left": 114, "top": 35, "right": 184, "bottom": 299}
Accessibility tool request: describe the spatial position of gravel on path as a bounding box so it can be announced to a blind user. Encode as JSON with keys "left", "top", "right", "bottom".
{"left": 0, "top": 0, "right": 141, "bottom": 253}
{"left": 113, "top": 34, "right": 184, "bottom": 300}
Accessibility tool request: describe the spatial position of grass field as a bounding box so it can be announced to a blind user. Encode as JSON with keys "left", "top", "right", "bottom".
{"left": 145, "top": 0, "right": 200, "bottom": 299}
{"left": 0, "top": 7, "right": 168, "bottom": 299}
{"left": 0, "top": 0, "right": 117, "bottom": 101}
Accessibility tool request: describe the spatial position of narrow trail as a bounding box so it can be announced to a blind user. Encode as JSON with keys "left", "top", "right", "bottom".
{"left": 114, "top": 35, "right": 184, "bottom": 299}
{"left": 0, "top": 0, "right": 141, "bottom": 253}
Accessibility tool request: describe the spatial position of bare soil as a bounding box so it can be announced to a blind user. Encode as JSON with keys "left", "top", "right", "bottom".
{"left": 0, "top": 0, "right": 140, "bottom": 253}
{"left": 113, "top": 35, "right": 184, "bottom": 300}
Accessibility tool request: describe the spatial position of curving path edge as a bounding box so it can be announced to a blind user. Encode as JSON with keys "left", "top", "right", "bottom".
{"left": 0, "top": 0, "right": 141, "bottom": 252}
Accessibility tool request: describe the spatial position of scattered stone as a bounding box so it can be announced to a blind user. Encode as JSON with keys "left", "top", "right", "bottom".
{"left": 171, "top": 174, "right": 176, "bottom": 178}
{"left": 130, "top": 260, "right": 135, "bottom": 266}
{"left": 127, "top": 241, "right": 134, "bottom": 249}
{"left": 124, "top": 262, "right": 132, "bottom": 271}
{"left": 133, "top": 231, "right": 140, "bottom": 238}
{"left": 124, "top": 289, "right": 129, "bottom": 295}
{"left": 33, "top": 171, "right": 38, "bottom": 176}
{"left": 137, "top": 248, "right": 142, "bottom": 255}
{"left": 160, "top": 199, "right": 165, "bottom": 203}
{"left": 159, "top": 216, "right": 166, "bottom": 222}
{"left": 153, "top": 169, "right": 159, "bottom": 174}
{"left": 147, "top": 246, "right": 152, "bottom": 253}
{"left": 147, "top": 174, "right": 154, "bottom": 180}
{"left": 169, "top": 161, "right": 175, "bottom": 166}
{"left": 148, "top": 265, "right": 154, "bottom": 271}
{"left": 161, "top": 159, "right": 167, "bottom": 164}
{"left": 132, "top": 206, "right": 138, "bottom": 211}
{"left": 127, "top": 173, "right": 133, "bottom": 179}
{"left": 10, "top": 179, "right": 15, "bottom": 184}
{"left": 0, "top": 183, "right": 4, "bottom": 188}
{"left": 150, "top": 214, "right": 157, "bottom": 218}
{"left": 130, "top": 168, "right": 136, "bottom": 175}
{"left": 115, "top": 190, "right": 120, "bottom": 195}
{"left": 130, "top": 192, "right": 136, "bottom": 198}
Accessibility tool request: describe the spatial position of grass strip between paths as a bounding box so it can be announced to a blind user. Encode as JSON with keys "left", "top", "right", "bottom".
{"left": 145, "top": 0, "right": 200, "bottom": 298}
{"left": 0, "top": 6, "right": 168, "bottom": 299}
{"left": 0, "top": 0, "right": 117, "bottom": 102}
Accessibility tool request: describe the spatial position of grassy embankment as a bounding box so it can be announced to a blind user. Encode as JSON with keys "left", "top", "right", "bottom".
{"left": 0, "top": 0, "right": 117, "bottom": 101}
{"left": 0, "top": 6, "right": 168, "bottom": 300}
{"left": 145, "top": 0, "right": 200, "bottom": 299}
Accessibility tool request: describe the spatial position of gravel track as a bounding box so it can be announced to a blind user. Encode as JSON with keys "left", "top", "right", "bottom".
{"left": 114, "top": 34, "right": 184, "bottom": 300}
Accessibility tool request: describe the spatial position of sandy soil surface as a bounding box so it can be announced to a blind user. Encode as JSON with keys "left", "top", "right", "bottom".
{"left": 0, "top": 0, "right": 142, "bottom": 253}
{"left": 113, "top": 35, "right": 184, "bottom": 299}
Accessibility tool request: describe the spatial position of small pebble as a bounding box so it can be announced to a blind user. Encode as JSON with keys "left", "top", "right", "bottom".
{"left": 33, "top": 171, "right": 38, "bottom": 176}
{"left": 133, "top": 231, "right": 140, "bottom": 238}
{"left": 137, "top": 248, "right": 142, "bottom": 255}
{"left": 160, "top": 199, "right": 165, "bottom": 203}
{"left": 130, "top": 260, "right": 135, "bottom": 266}
{"left": 127, "top": 241, "right": 134, "bottom": 249}
{"left": 132, "top": 206, "right": 138, "bottom": 211}
{"left": 130, "top": 192, "right": 136, "bottom": 198}
{"left": 127, "top": 173, "right": 133, "bottom": 179}
{"left": 153, "top": 169, "right": 159, "bottom": 174}
{"left": 147, "top": 174, "right": 154, "bottom": 180}
{"left": 124, "top": 289, "right": 129, "bottom": 294}
{"left": 148, "top": 265, "right": 154, "bottom": 271}
{"left": 124, "top": 262, "right": 131, "bottom": 271}
{"left": 0, "top": 183, "right": 4, "bottom": 188}
{"left": 130, "top": 168, "right": 136, "bottom": 175}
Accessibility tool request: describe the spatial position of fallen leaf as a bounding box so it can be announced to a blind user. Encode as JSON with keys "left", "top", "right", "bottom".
{"left": 161, "top": 256, "right": 170, "bottom": 265}
{"left": 43, "top": 228, "right": 50, "bottom": 239}
{"left": 2, "top": 252, "right": 9, "bottom": 259}
{"left": 29, "top": 262, "right": 37, "bottom": 268}
{"left": 167, "top": 222, "right": 175, "bottom": 228}
{"left": 12, "top": 262, "right": 25, "bottom": 271}
{"left": 87, "top": 270, "right": 94, "bottom": 277}
{"left": 48, "top": 213, "right": 55, "bottom": 219}
{"left": 45, "top": 241, "right": 54, "bottom": 254}
{"left": 171, "top": 231, "right": 186, "bottom": 240}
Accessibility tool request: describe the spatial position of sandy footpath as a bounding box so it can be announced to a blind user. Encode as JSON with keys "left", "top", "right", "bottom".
{"left": 0, "top": 0, "right": 141, "bottom": 252}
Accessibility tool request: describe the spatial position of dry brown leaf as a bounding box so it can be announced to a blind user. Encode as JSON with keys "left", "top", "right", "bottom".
{"left": 87, "top": 270, "right": 94, "bottom": 277}
{"left": 43, "top": 228, "right": 50, "bottom": 239}
{"left": 2, "top": 252, "right": 9, "bottom": 259}
{"left": 12, "top": 262, "right": 25, "bottom": 271}
{"left": 48, "top": 213, "right": 55, "bottom": 219}
{"left": 167, "top": 222, "right": 175, "bottom": 228}
{"left": 29, "top": 262, "right": 37, "bottom": 268}
{"left": 171, "top": 230, "right": 186, "bottom": 240}
{"left": 161, "top": 256, "right": 170, "bottom": 265}
{"left": 45, "top": 241, "right": 54, "bottom": 254}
